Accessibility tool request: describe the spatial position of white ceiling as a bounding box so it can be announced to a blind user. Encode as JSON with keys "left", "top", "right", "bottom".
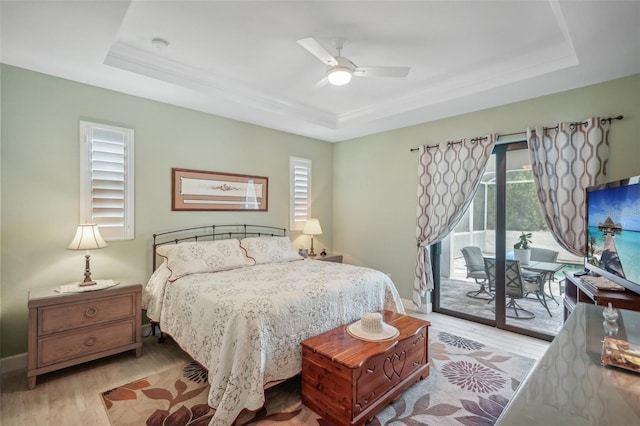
{"left": 2, "top": 1, "right": 639, "bottom": 142}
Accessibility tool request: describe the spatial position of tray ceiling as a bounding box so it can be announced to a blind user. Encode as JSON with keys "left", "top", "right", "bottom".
{"left": 2, "top": 1, "right": 639, "bottom": 142}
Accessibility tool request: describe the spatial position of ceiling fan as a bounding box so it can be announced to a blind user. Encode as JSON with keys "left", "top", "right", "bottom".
{"left": 297, "top": 37, "right": 410, "bottom": 86}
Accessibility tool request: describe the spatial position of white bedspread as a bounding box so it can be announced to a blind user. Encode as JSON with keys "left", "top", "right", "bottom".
{"left": 143, "top": 259, "right": 405, "bottom": 425}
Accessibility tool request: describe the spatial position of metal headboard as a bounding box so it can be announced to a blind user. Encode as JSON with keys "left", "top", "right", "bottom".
{"left": 152, "top": 224, "right": 287, "bottom": 270}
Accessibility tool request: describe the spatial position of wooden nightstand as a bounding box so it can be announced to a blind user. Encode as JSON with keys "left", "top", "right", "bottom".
{"left": 27, "top": 283, "right": 142, "bottom": 389}
{"left": 312, "top": 253, "right": 343, "bottom": 263}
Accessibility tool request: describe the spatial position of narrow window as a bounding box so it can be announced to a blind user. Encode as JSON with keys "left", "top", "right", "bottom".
{"left": 79, "top": 121, "right": 134, "bottom": 240}
{"left": 290, "top": 157, "right": 312, "bottom": 231}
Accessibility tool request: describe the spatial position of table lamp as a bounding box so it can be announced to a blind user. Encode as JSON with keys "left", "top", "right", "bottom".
{"left": 303, "top": 218, "right": 322, "bottom": 257}
{"left": 67, "top": 224, "right": 107, "bottom": 286}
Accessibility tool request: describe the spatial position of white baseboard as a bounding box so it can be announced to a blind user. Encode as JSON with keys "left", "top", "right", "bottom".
{"left": 1, "top": 352, "right": 27, "bottom": 374}
{"left": 0, "top": 323, "right": 154, "bottom": 375}
{"left": 402, "top": 297, "right": 432, "bottom": 314}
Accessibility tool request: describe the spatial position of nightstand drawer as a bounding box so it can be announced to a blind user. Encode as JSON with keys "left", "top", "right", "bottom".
{"left": 37, "top": 320, "right": 137, "bottom": 367}
{"left": 38, "top": 293, "right": 136, "bottom": 336}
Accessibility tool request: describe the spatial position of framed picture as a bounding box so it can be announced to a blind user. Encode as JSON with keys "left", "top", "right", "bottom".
{"left": 172, "top": 168, "right": 268, "bottom": 211}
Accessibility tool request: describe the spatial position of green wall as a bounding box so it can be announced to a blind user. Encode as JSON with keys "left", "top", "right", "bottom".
{"left": 333, "top": 74, "right": 640, "bottom": 306}
{"left": 0, "top": 65, "right": 334, "bottom": 357}
{"left": 2, "top": 64, "right": 639, "bottom": 358}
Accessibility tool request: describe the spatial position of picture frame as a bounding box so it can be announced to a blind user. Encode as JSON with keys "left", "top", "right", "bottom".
{"left": 172, "top": 168, "right": 268, "bottom": 211}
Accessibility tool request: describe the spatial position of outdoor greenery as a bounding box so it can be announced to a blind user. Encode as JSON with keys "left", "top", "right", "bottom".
{"left": 486, "top": 169, "right": 548, "bottom": 232}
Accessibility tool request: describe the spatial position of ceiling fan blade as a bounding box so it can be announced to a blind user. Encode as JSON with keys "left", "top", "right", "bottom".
{"left": 312, "top": 77, "right": 329, "bottom": 90}
{"left": 353, "top": 66, "right": 410, "bottom": 78}
{"left": 297, "top": 37, "right": 338, "bottom": 66}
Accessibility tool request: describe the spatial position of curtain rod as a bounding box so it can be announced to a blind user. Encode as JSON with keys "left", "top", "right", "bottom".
{"left": 409, "top": 115, "right": 623, "bottom": 152}
{"left": 410, "top": 136, "right": 488, "bottom": 152}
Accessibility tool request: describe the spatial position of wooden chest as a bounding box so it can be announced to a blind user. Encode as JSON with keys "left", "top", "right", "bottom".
{"left": 301, "top": 311, "right": 430, "bottom": 426}
{"left": 27, "top": 283, "right": 142, "bottom": 389}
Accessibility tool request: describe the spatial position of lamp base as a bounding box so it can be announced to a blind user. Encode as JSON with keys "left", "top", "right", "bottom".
{"left": 309, "top": 237, "right": 317, "bottom": 257}
{"left": 79, "top": 253, "right": 97, "bottom": 286}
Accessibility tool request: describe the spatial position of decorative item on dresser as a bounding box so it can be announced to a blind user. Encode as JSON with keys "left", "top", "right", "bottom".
{"left": 301, "top": 310, "right": 430, "bottom": 426}
{"left": 27, "top": 283, "right": 142, "bottom": 389}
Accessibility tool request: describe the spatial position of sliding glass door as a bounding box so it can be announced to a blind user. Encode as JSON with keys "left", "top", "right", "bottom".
{"left": 434, "top": 141, "right": 576, "bottom": 339}
{"left": 434, "top": 151, "right": 497, "bottom": 327}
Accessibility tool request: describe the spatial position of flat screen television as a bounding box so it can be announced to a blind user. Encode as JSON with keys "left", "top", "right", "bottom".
{"left": 585, "top": 175, "right": 640, "bottom": 296}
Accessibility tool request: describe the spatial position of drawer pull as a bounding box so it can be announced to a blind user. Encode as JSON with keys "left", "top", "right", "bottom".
{"left": 84, "top": 336, "right": 97, "bottom": 347}
{"left": 85, "top": 307, "right": 98, "bottom": 317}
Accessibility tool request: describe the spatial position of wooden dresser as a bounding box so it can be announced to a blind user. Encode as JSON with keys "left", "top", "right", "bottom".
{"left": 27, "top": 283, "right": 142, "bottom": 389}
{"left": 498, "top": 303, "right": 640, "bottom": 424}
{"left": 301, "top": 311, "right": 430, "bottom": 426}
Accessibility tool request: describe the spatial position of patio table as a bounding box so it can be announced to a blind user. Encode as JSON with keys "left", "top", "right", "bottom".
{"left": 521, "top": 261, "right": 565, "bottom": 303}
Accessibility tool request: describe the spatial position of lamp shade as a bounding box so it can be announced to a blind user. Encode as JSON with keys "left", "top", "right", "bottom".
{"left": 303, "top": 218, "right": 323, "bottom": 236}
{"left": 67, "top": 224, "right": 107, "bottom": 250}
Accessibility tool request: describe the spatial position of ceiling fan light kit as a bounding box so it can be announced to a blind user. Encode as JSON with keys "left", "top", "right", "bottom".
{"left": 327, "top": 68, "right": 352, "bottom": 85}
{"left": 327, "top": 56, "right": 354, "bottom": 85}
{"left": 298, "top": 37, "right": 410, "bottom": 87}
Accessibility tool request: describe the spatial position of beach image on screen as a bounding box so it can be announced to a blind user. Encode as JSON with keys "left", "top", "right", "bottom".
{"left": 587, "top": 182, "right": 640, "bottom": 285}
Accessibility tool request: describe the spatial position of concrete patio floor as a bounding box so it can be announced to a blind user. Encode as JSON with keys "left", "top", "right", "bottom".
{"left": 439, "top": 276, "right": 565, "bottom": 336}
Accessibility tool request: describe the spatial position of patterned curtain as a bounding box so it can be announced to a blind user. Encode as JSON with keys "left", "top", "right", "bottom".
{"left": 527, "top": 118, "right": 610, "bottom": 256}
{"left": 414, "top": 135, "right": 496, "bottom": 307}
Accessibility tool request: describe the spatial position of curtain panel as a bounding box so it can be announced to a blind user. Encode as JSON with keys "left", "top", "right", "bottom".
{"left": 414, "top": 135, "right": 496, "bottom": 307}
{"left": 527, "top": 118, "right": 610, "bottom": 257}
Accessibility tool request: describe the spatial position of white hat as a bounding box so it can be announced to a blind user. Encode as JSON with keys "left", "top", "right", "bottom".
{"left": 347, "top": 312, "right": 399, "bottom": 342}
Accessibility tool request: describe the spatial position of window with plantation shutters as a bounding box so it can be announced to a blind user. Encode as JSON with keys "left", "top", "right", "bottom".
{"left": 290, "top": 157, "right": 312, "bottom": 231}
{"left": 79, "top": 121, "right": 134, "bottom": 241}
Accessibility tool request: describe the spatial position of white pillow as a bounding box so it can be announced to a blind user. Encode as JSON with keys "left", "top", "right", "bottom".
{"left": 157, "top": 239, "right": 254, "bottom": 281}
{"left": 240, "top": 236, "right": 302, "bottom": 264}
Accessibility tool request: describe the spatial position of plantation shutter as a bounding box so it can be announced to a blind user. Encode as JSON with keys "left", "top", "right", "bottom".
{"left": 290, "top": 157, "right": 312, "bottom": 231}
{"left": 80, "top": 121, "right": 134, "bottom": 241}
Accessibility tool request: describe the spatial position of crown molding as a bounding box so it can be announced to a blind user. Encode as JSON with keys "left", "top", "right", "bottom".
{"left": 338, "top": 42, "right": 578, "bottom": 128}
{"left": 104, "top": 41, "right": 338, "bottom": 130}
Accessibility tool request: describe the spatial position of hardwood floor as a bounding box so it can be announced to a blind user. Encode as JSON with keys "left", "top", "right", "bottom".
{"left": 409, "top": 310, "right": 550, "bottom": 361}
{"left": 1, "top": 334, "right": 192, "bottom": 426}
{"left": 0, "top": 312, "right": 550, "bottom": 425}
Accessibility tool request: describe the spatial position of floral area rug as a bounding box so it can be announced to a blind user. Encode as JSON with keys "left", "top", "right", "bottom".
{"left": 101, "top": 330, "right": 535, "bottom": 426}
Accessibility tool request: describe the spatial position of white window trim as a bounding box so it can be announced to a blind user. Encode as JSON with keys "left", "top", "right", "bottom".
{"left": 79, "top": 121, "right": 134, "bottom": 241}
{"left": 290, "top": 157, "right": 312, "bottom": 231}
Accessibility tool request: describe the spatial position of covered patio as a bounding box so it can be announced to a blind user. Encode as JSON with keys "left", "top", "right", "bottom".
{"left": 434, "top": 160, "right": 585, "bottom": 337}
{"left": 439, "top": 254, "right": 582, "bottom": 336}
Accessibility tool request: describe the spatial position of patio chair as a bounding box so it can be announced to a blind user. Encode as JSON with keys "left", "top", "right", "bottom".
{"left": 483, "top": 258, "right": 548, "bottom": 319}
{"left": 483, "top": 257, "right": 497, "bottom": 304}
{"left": 461, "top": 246, "right": 492, "bottom": 300}
{"left": 506, "top": 260, "right": 543, "bottom": 319}
{"left": 518, "top": 265, "right": 553, "bottom": 317}
{"left": 530, "top": 247, "right": 560, "bottom": 304}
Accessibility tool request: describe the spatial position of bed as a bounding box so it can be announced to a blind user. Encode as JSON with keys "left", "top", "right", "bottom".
{"left": 142, "top": 224, "right": 405, "bottom": 426}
